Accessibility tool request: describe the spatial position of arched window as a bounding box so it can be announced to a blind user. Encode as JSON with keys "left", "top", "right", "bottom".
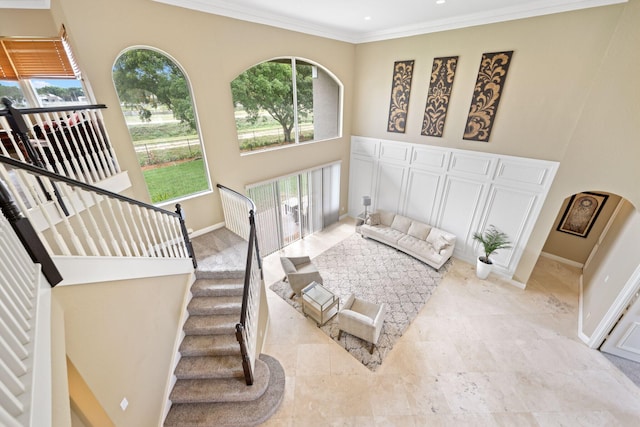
{"left": 231, "top": 57, "right": 342, "bottom": 153}
{"left": 112, "top": 48, "right": 209, "bottom": 203}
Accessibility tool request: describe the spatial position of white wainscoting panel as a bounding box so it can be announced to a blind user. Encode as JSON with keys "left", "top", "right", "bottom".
{"left": 494, "top": 158, "right": 551, "bottom": 190}
{"left": 477, "top": 185, "right": 538, "bottom": 276}
{"left": 349, "top": 136, "right": 559, "bottom": 279}
{"left": 403, "top": 169, "right": 443, "bottom": 225}
{"left": 450, "top": 152, "right": 496, "bottom": 178}
{"left": 411, "top": 146, "right": 450, "bottom": 171}
{"left": 438, "top": 176, "right": 486, "bottom": 259}
{"left": 351, "top": 136, "right": 379, "bottom": 158}
{"left": 348, "top": 155, "right": 377, "bottom": 215}
{"left": 380, "top": 141, "right": 410, "bottom": 163}
{"left": 375, "top": 161, "right": 406, "bottom": 213}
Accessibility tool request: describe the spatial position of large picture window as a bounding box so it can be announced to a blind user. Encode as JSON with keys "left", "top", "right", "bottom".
{"left": 231, "top": 57, "right": 342, "bottom": 153}
{"left": 112, "top": 48, "right": 210, "bottom": 204}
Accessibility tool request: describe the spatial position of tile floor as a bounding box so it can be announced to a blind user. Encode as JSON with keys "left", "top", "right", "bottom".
{"left": 260, "top": 218, "right": 640, "bottom": 426}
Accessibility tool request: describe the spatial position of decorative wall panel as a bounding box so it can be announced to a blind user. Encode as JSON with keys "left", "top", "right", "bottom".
{"left": 375, "top": 162, "right": 406, "bottom": 213}
{"left": 403, "top": 169, "right": 443, "bottom": 225}
{"left": 380, "top": 141, "right": 410, "bottom": 163}
{"left": 464, "top": 51, "right": 513, "bottom": 142}
{"left": 348, "top": 155, "right": 377, "bottom": 215}
{"left": 387, "top": 60, "right": 415, "bottom": 134}
{"left": 349, "top": 136, "right": 559, "bottom": 280}
{"left": 422, "top": 56, "right": 458, "bottom": 137}
{"left": 411, "top": 146, "right": 450, "bottom": 171}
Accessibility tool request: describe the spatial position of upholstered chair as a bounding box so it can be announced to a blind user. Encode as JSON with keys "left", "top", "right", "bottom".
{"left": 337, "top": 294, "right": 386, "bottom": 354}
{"left": 280, "top": 256, "right": 323, "bottom": 298}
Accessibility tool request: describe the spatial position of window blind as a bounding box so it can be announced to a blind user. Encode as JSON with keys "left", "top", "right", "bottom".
{"left": 0, "top": 38, "right": 77, "bottom": 80}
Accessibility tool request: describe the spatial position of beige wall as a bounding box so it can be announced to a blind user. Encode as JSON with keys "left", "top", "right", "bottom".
{"left": 52, "top": 274, "right": 191, "bottom": 427}
{"left": 47, "top": 0, "right": 355, "bottom": 232}
{"left": 351, "top": 2, "right": 640, "bottom": 283}
{"left": 542, "top": 193, "right": 622, "bottom": 264}
{"left": 582, "top": 200, "right": 640, "bottom": 337}
{"left": 0, "top": 9, "right": 57, "bottom": 35}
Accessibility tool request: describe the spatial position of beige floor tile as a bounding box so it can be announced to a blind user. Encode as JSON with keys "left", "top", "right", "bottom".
{"left": 259, "top": 217, "right": 640, "bottom": 426}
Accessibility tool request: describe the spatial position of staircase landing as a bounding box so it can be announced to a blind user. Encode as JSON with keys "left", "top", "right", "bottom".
{"left": 191, "top": 227, "right": 247, "bottom": 279}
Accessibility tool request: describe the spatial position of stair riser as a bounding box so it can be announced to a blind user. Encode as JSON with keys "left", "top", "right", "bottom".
{"left": 191, "top": 288, "right": 244, "bottom": 298}
{"left": 188, "top": 307, "right": 241, "bottom": 316}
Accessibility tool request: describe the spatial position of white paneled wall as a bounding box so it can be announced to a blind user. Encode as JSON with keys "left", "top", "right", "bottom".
{"left": 349, "top": 136, "right": 559, "bottom": 279}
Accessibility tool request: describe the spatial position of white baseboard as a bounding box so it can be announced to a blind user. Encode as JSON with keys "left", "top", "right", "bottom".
{"left": 540, "top": 251, "right": 584, "bottom": 268}
{"left": 190, "top": 221, "right": 225, "bottom": 238}
{"left": 577, "top": 274, "right": 592, "bottom": 345}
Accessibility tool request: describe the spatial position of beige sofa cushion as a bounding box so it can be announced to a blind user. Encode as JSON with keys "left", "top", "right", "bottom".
{"left": 407, "top": 221, "right": 431, "bottom": 240}
{"left": 391, "top": 215, "right": 412, "bottom": 234}
{"left": 378, "top": 210, "right": 395, "bottom": 227}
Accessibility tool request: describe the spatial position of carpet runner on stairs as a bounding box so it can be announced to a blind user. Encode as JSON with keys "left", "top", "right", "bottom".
{"left": 164, "top": 268, "right": 284, "bottom": 426}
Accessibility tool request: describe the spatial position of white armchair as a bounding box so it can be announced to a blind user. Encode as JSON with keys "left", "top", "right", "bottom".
{"left": 337, "top": 294, "right": 386, "bottom": 354}
{"left": 280, "top": 256, "right": 323, "bottom": 298}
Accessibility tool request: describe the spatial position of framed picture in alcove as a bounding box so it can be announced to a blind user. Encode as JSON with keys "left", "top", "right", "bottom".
{"left": 557, "top": 192, "right": 609, "bottom": 238}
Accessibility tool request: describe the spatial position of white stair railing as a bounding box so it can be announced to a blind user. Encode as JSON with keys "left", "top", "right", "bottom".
{"left": 0, "top": 155, "right": 195, "bottom": 265}
{"left": 1, "top": 98, "right": 120, "bottom": 185}
{"left": 0, "top": 196, "right": 48, "bottom": 427}
{"left": 218, "top": 184, "right": 262, "bottom": 385}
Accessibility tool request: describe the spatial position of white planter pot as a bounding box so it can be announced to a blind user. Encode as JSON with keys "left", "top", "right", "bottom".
{"left": 476, "top": 257, "right": 492, "bottom": 279}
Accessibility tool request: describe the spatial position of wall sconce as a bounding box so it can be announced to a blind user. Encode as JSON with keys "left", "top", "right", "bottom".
{"left": 362, "top": 195, "right": 371, "bottom": 218}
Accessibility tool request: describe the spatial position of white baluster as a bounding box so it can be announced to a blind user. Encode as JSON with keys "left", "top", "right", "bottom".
{"left": 59, "top": 183, "right": 99, "bottom": 256}
{"left": 91, "top": 193, "right": 121, "bottom": 256}
{"left": 142, "top": 208, "right": 162, "bottom": 257}
{"left": 135, "top": 205, "right": 155, "bottom": 257}
{"left": 104, "top": 198, "right": 131, "bottom": 256}
{"left": 116, "top": 201, "right": 139, "bottom": 257}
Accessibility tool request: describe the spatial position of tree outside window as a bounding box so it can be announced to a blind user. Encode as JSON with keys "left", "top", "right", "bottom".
{"left": 112, "top": 48, "right": 209, "bottom": 204}
{"left": 231, "top": 58, "right": 341, "bottom": 153}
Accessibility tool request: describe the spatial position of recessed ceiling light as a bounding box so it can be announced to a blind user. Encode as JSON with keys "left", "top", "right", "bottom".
{"left": 436, "top": 0, "right": 446, "bottom": 4}
{"left": 364, "top": 16, "right": 372, "bottom": 21}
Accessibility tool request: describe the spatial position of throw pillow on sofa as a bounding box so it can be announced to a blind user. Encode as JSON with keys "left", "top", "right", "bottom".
{"left": 391, "top": 215, "right": 412, "bottom": 234}
{"left": 427, "top": 229, "right": 454, "bottom": 249}
{"left": 407, "top": 222, "right": 432, "bottom": 240}
{"left": 366, "top": 212, "right": 381, "bottom": 225}
{"left": 433, "top": 235, "right": 451, "bottom": 252}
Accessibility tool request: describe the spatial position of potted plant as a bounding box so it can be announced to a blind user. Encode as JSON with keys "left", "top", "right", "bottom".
{"left": 472, "top": 225, "right": 512, "bottom": 279}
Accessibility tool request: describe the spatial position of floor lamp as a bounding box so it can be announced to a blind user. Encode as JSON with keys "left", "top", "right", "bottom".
{"left": 362, "top": 196, "right": 371, "bottom": 218}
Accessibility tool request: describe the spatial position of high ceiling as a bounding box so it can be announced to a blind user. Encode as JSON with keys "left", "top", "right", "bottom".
{"left": 1, "top": 0, "right": 626, "bottom": 43}
{"left": 152, "top": 0, "right": 625, "bottom": 43}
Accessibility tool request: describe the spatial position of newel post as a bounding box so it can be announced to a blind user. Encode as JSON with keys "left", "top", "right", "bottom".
{"left": 0, "top": 179, "right": 62, "bottom": 286}
{"left": 175, "top": 203, "right": 197, "bottom": 268}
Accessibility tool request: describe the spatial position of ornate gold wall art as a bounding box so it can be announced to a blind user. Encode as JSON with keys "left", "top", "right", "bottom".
{"left": 463, "top": 51, "right": 513, "bottom": 142}
{"left": 557, "top": 192, "right": 609, "bottom": 238}
{"left": 387, "top": 60, "right": 415, "bottom": 133}
{"left": 421, "top": 56, "right": 458, "bottom": 137}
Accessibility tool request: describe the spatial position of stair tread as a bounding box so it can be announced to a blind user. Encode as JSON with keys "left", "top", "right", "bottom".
{"left": 176, "top": 355, "right": 244, "bottom": 379}
{"left": 191, "top": 279, "right": 244, "bottom": 297}
{"left": 184, "top": 314, "right": 238, "bottom": 335}
{"left": 195, "top": 269, "right": 245, "bottom": 280}
{"left": 165, "top": 355, "right": 285, "bottom": 427}
{"left": 170, "top": 358, "right": 270, "bottom": 404}
{"left": 188, "top": 296, "right": 242, "bottom": 315}
{"left": 180, "top": 335, "right": 240, "bottom": 357}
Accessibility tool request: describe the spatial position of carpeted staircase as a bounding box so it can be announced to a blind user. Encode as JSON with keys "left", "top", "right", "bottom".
{"left": 164, "top": 229, "right": 284, "bottom": 426}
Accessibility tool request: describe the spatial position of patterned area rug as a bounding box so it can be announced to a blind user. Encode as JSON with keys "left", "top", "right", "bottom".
{"left": 269, "top": 233, "right": 451, "bottom": 371}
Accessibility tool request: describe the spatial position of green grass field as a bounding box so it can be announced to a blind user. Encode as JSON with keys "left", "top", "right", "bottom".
{"left": 143, "top": 159, "right": 209, "bottom": 203}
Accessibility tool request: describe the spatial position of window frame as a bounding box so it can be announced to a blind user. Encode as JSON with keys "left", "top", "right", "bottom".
{"left": 232, "top": 56, "right": 344, "bottom": 155}
{"left": 112, "top": 45, "right": 212, "bottom": 205}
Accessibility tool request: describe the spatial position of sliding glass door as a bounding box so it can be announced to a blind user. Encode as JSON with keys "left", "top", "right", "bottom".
{"left": 247, "top": 162, "right": 340, "bottom": 256}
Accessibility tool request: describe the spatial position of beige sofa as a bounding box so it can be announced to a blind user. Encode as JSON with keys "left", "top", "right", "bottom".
{"left": 359, "top": 210, "right": 456, "bottom": 270}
